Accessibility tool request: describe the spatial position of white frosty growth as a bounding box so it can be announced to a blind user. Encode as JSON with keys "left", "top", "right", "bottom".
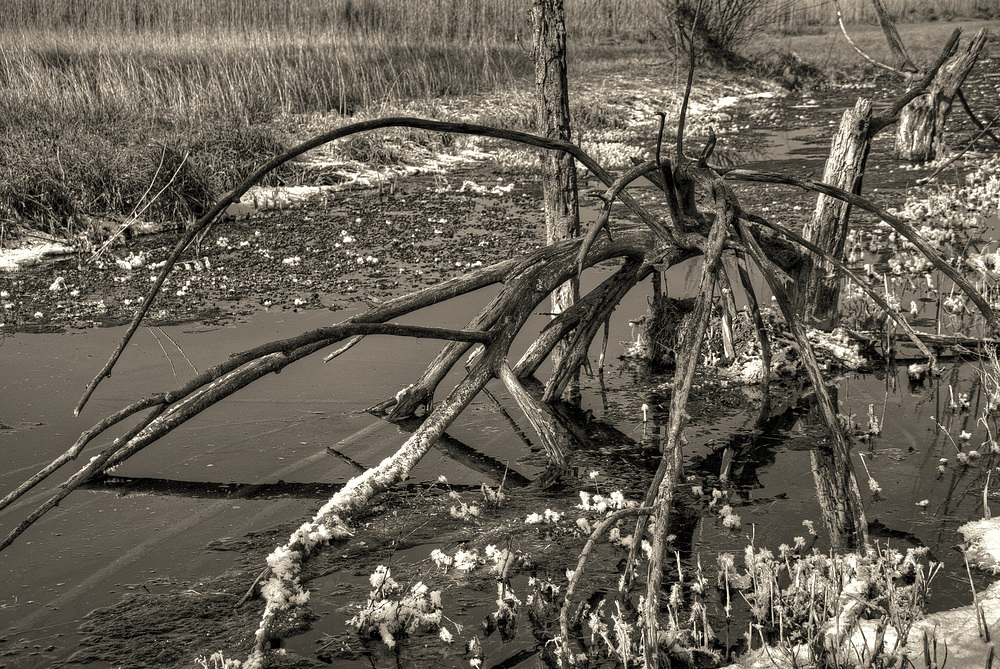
{"left": 960, "top": 517, "right": 1000, "bottom": 573}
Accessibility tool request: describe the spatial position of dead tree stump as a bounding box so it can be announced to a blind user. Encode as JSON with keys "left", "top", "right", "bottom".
{"left": 896, "top": 28, "right": 987, "bottom": 162}
{"left": 794, "top": 97, "right": 873, "bottom": 329}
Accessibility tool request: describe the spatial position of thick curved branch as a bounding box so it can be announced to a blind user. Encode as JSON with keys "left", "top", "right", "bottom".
{"left": 575, "top": 160, "right": 664, "bottom": 278}
{"left": 75, "top": 118, "right": 669, "bottom": 415}
{"left": 721, "top": 168, "right": 1000, "bottom": 333}
{"left": 745, "top": 213, "right": 936, "bottom": 364}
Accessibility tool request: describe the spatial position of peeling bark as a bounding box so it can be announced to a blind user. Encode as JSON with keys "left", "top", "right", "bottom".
{"left": 896, "top": 29, "right": 988, "bottom": 162}
{"left": 795, "top": 97, "right": 873, "bottom": 329}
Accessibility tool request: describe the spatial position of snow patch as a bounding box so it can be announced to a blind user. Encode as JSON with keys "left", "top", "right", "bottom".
{"left": 960, "top": 517, "right": 1000, "bottom": 573}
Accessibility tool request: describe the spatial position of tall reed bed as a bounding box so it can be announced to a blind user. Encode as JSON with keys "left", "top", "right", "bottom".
{"left": 1, "top": 0, "right": 994, "bottom": 39}
{"left": 1, "top": 31, "right": 525, "bottom": 122}
{"left": 0, "top": 28, "right": 529, "bottom": 228}
{"left": 2, "top": 0, "right": 994, "bottom": 231}
{"left": 2, "top": 0, "right": 660, "bottom": 41}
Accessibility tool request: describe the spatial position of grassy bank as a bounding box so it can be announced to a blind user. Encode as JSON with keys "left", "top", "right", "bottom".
{"left": 0, "top": 30, "right": 531, "bottom": 233}
{"left": 748, "top": 18, "right": 1000, "bottom": 77}
{"left": 1, "top": 0, "right": 996, "bottom": 237}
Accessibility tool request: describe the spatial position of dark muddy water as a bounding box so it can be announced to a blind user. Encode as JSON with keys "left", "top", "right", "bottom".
{"left": 2, "top": 55, "right": 1000, "bottom": 666}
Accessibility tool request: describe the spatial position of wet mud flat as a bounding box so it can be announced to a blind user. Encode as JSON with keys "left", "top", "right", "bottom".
{"left": 3, "top": 58, "right": 1000, "bottom": 667}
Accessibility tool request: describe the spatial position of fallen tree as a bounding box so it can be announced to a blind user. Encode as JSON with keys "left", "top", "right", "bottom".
{"left": 2, "top": 34, "right": 998, "bottom": 668}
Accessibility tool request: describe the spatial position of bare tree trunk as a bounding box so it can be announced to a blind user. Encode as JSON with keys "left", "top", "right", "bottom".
{"left": 811, "top": 444, "right": 868, "bottom": 551}
{"left": 794, "top": 98, "right": 873, "bottom": 329}
{"left": 896, "top": 29, "right": 987, "bottom": 162}
{"left": 532, "top": 0, "right": 581, "bottom": 400}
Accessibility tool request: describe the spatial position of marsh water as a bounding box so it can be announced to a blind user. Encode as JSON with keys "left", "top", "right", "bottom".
{"left": 2, "top": 67, "right": 1000, "bottom": 667}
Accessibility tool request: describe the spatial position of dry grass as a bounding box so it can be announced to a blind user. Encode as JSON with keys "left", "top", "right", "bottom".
{"left": 747, "top": 18, "right": 1000, "bottom": 75}
{"left": 769, "top": 0, "right": 998, "bottom": 32}
{"left": 0, "top": 29, "right": 529, "bottom": 230}
{"left": 1, "top": 0, "right": 995, "bottom": 38}
{"left": 1, "top": 0, "right": 995, "bottom": 233}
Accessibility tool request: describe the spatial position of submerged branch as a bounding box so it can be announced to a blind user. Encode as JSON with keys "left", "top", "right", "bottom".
{"left": 747, "top": 213, "right": 937, "bottom": 365}
{"left": 559, "top": 505, "right": 654, "bottom": 664}
{"left": 642, "top": 178, "right": 733, "bottom": 669}
{"left": 736, "top": 212, "right": 869, "bottom": 549}
{"left": 498, "top": 363, "right": 569, "bottom": 477}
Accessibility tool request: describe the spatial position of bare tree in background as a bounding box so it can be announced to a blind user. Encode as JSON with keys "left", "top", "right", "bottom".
{"left": 657, "top": 0, "right": 772, "bottom": 61}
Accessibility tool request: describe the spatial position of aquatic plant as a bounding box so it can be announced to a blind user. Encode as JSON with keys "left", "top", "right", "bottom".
{"left": 348, "top": 565, "right": 445, "bottom": 648}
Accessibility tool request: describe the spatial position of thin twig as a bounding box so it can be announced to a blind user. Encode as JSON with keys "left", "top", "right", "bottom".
{"left": 147, "top": 326, "right": 178, "bottom": 378}
{"left": 154, "top": 326, "right": 199, "bottom": 375}
{"left": 236, "top": 567, "right": 269, "bottom": 608}
{"left": 90, "top": 150, "right": 189, "bottom": 263}
{"left": 833, "top": 0, "right": 907, "bottom": 77}
{"left": 675, "top": 0, "right": 702, "bottom": 163}
{"left": 323, "top": 335, "right": 364, "bottom": 363}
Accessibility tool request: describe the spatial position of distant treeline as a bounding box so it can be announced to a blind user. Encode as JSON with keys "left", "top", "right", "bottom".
{"left": 3, "top": 0, "right": 996, "bottom": 40}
